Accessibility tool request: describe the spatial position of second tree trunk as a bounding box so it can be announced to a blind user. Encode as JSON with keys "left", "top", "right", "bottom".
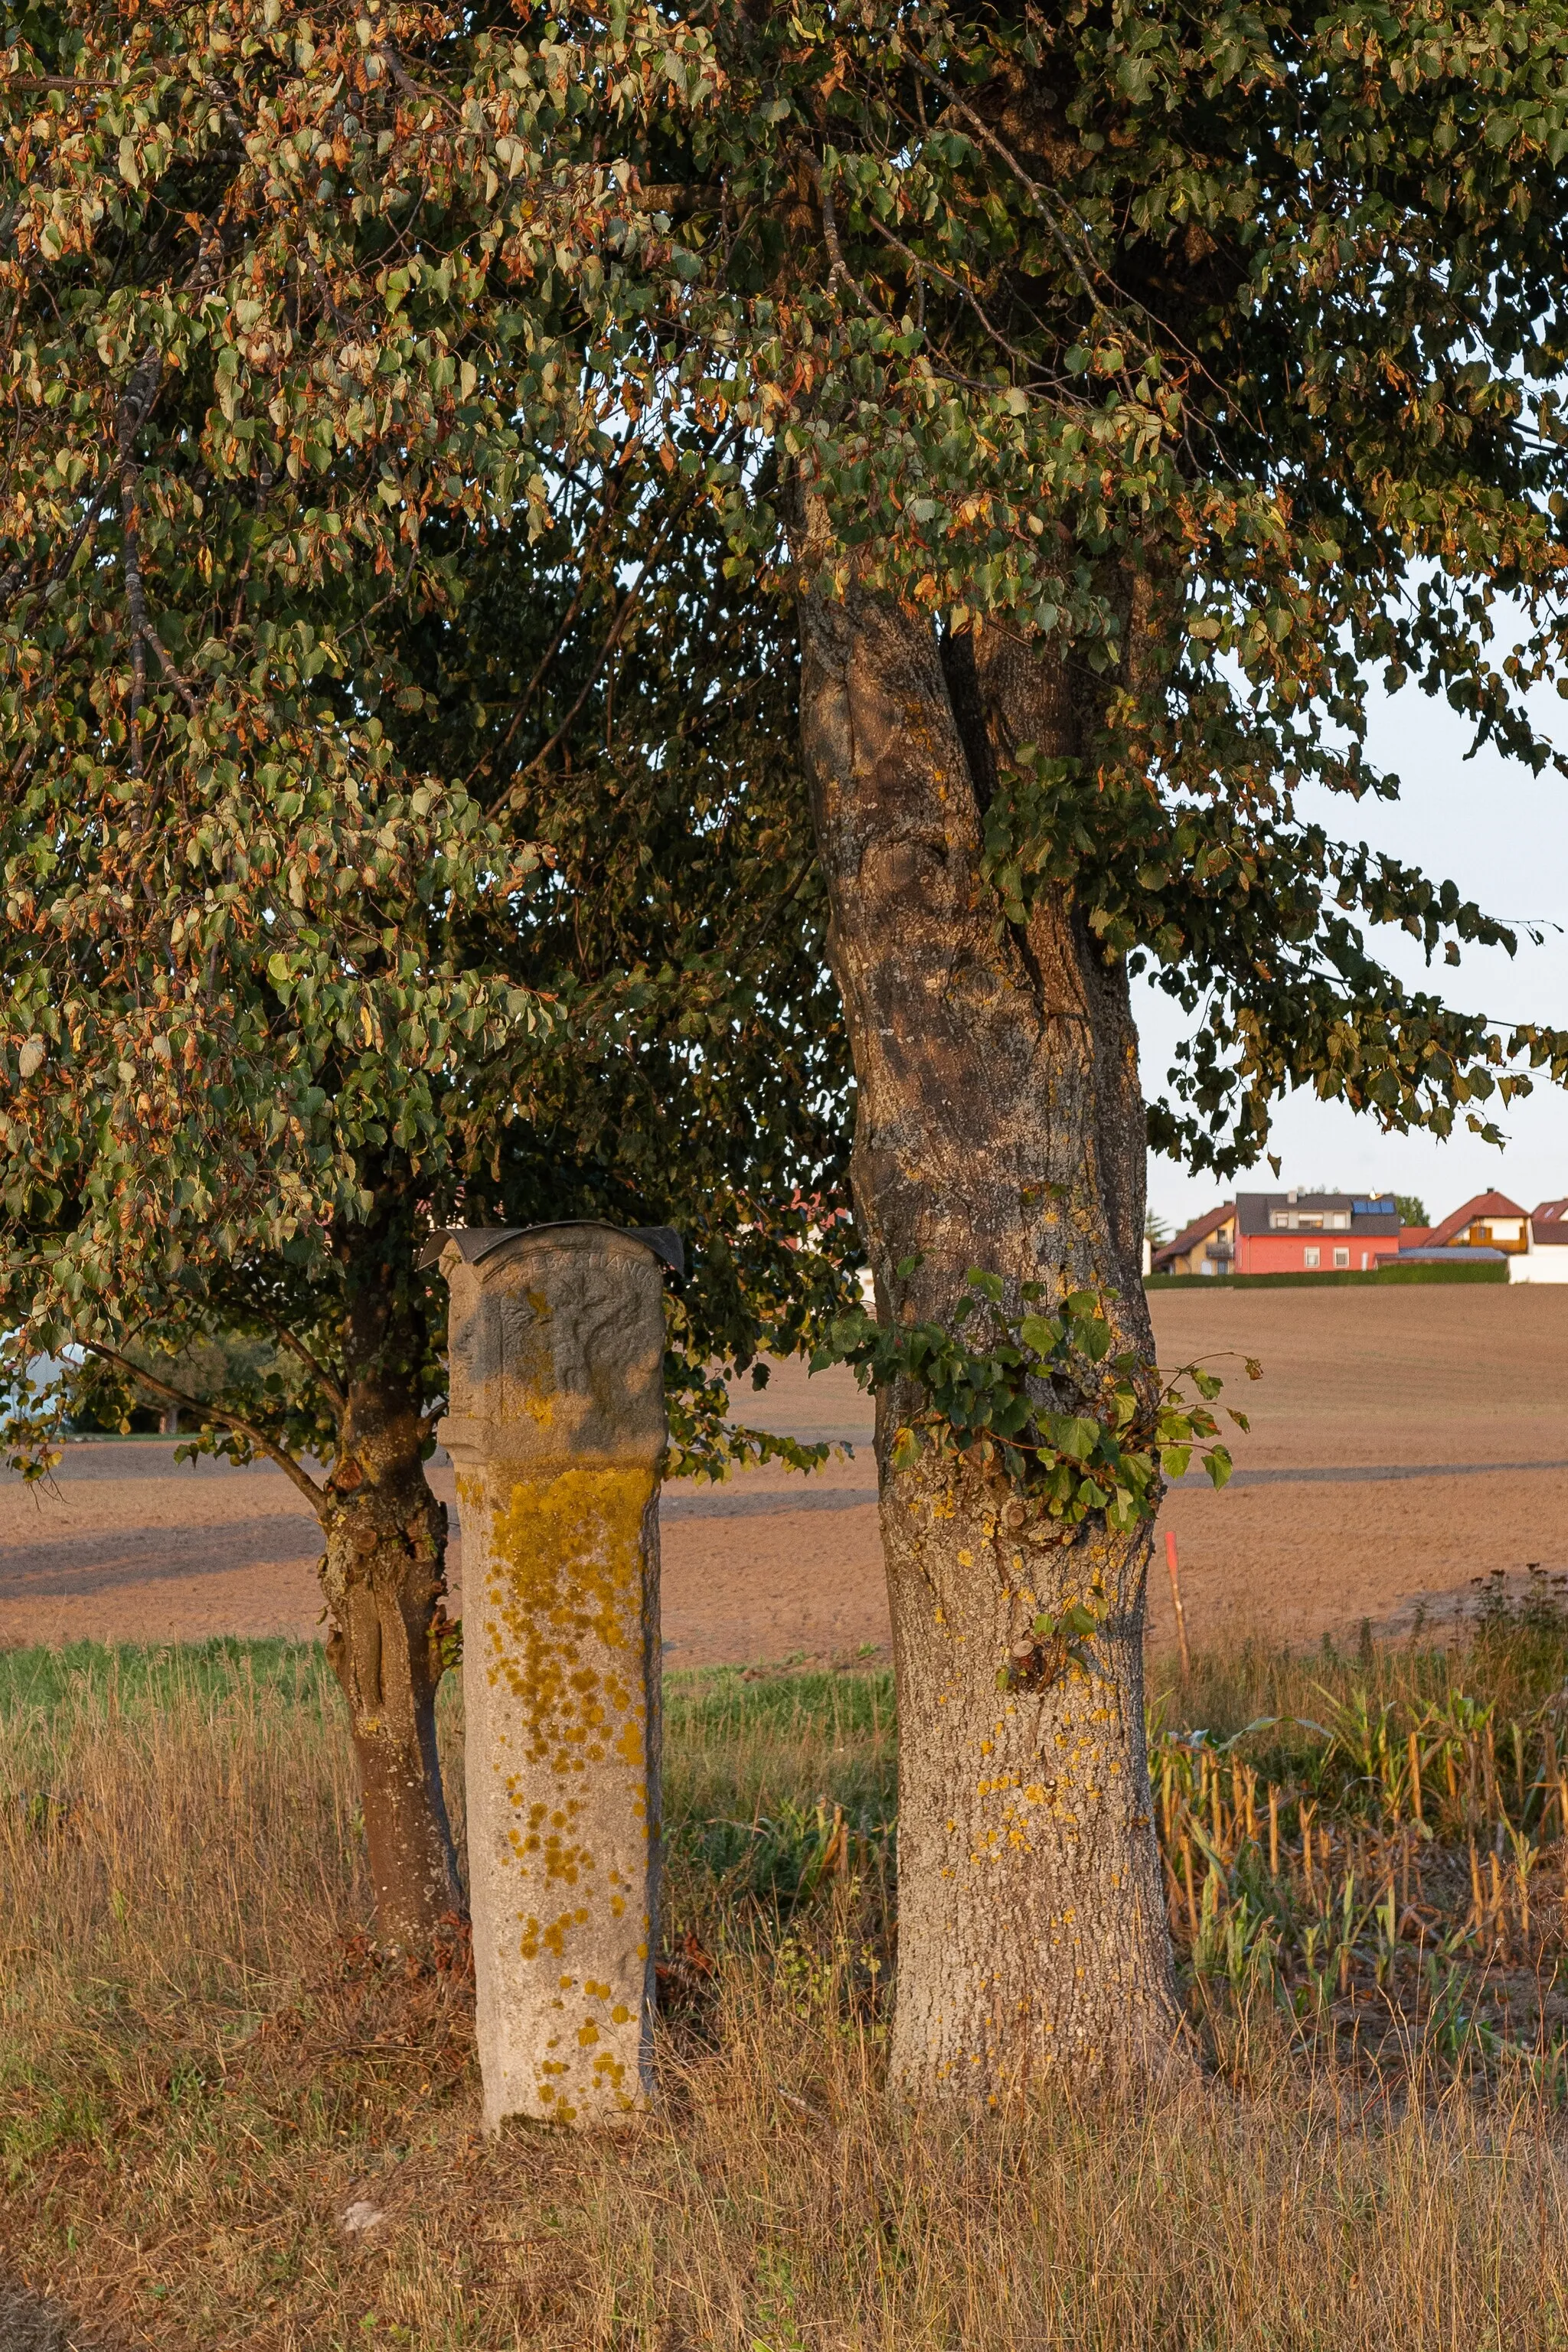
{"left": 798, "top": 580, "right": 1184, "bottom": 2099}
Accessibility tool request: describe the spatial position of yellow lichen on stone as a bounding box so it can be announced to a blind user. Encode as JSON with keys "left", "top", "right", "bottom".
{"left": 521, "top": 1383, "right": 556, "bottom": 1431}
{"left": 483, "top": 1462, "right": 654, "bottom": 1756}
{"left": 469, "top": 1458, "right": 659, "bottom": 2118}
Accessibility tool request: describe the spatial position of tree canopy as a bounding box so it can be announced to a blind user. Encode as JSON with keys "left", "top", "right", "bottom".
{"left": 633, "top": 0, "right": 1568, "bottom": 1175}
{"left": 8, "top": 0, "right": 1568, "bottom": 1298}
{"left": 0, "top": 0, "right": 856, "bottom": 1482}
{"left": 0, "top": 0, "right": 862, "bottom": 1936}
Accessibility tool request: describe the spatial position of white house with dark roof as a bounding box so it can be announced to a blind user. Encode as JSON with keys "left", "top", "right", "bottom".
{"left": 1509, "top": 1198, "right": 1568, "bottom": 1282}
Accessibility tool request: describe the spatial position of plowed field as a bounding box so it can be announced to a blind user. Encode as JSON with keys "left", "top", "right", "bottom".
{"left": 4, "top": 1285, "right": 1564, "bottom": 1664}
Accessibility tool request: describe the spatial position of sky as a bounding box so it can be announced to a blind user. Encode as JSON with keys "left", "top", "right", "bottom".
{"left": 1138, "top": 673, "right": 1568, "bottom": 1237}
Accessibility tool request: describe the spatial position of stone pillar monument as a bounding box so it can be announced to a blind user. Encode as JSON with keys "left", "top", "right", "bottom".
{"left": 434, "top": 1221, "right": 677, "bottom": 2131}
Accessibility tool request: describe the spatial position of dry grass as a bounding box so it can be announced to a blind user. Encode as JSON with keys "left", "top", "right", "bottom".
{"left": 4, "top": 1632, "right": 1568, "bottom": 2348}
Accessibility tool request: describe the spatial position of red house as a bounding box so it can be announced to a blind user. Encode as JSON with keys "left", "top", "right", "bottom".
{"left": 1231, "top": 1191, "right": 1401, "bottom": 1276}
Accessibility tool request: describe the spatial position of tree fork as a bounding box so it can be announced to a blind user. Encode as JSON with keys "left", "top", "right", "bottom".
{"left": 797, "top": 576, "right": 1185, "bottom": 2099}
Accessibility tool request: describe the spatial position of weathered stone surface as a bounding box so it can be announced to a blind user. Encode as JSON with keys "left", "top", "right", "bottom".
{"left": 438, "top": 1223, "right": 667, "bottom": 2130}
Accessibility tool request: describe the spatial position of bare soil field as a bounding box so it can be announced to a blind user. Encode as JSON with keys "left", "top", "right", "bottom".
{"left": 2, "top": 1283, "right": 1564, "bottom": 1663}
{"left": 1145, "top": 1282, "right": 1568, "bottom": 1651}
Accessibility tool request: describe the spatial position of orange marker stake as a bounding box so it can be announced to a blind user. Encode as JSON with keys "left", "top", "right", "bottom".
{"left": 1165, "top": 1526, "right": 1192, "bottom": 1681}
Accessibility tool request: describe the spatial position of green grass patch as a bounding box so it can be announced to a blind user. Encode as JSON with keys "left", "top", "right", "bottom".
{"left": 664, "top": 1662, "right": 894, "bottom": 1747}
{"left": 664, "top": 1667, "right": 897, "bottom": 1914}
{"left": 0, "top": 1635, "right": 335, "bottom": 1722}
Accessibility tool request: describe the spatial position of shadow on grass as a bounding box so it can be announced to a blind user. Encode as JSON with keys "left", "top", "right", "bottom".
{"left": 0, "top": 2273, "right": 118, "bottom": 2350}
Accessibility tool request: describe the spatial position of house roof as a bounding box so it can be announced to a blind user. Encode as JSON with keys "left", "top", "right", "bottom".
{"left": 1152, "top": 1201, "right": 1234, "bottom": 1272}
{"left": 1397, "top": 1244, "right": 1508, "bottom": 1263}
{"left": 1532, "top": 1198, "right": 1568, "bottom": 1246}
{"left": 1426, "top": 1191, "right": 1529, "bottom": 1248}
{"left": 1234, "top": 1191, "right": 1400, "bottom": 1238}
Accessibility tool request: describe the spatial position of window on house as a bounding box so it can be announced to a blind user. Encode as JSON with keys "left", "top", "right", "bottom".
{"left": 1334, "top": 1247, "right": 1349, "bottom": 1268}
{"left": 1303, "top": 1246, "right": 1321, "bottom": 1268}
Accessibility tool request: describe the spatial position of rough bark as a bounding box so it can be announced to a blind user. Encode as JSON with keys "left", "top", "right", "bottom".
{"left": 797, "top": 578, "right": 1184, "bottom": 2100}
{"left": 320, "top": 1342, "right": 462, "bottom": 1946}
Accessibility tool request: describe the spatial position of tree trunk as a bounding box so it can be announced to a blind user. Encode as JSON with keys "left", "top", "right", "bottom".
{"left": 796, "top": 578, "right": 1184, "bottom": 2100}
{"left": 320, "top": 1364, "right": 463, "bottom": 1945}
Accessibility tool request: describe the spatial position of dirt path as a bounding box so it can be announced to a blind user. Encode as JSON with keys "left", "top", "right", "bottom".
{"left": 3, "top": 1286, "right": 1565, "bottom": 1662}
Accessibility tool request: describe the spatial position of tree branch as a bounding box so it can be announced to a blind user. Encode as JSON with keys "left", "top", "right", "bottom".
{"left": 462, "top": 434, "right": 642, "bottom": 794}
{"left": 907, "top": 60, "right": 1122, "bottom": 331}
{"left": 265, "top": 1321, "right": 347, "bottom": 1423}
{"left": 140, "top": 619, "right": 204, "bottom": 716}
{"left": 906, "top": 57, "right": 1231, "bottom": 413}
{"left": 0, "top": 467, "right": 113, "bottom": 622}
{"left": 1, "top": 204, "right": 223, "bottom": 630}
{"left": 119, "top": 466, "right": 149, "bottom": 774}
{"left": 498, "top": 462, "right": 725, "bottom": 805}
{"left": 83, "top": 1343, "right": 327, "bottom": 1510}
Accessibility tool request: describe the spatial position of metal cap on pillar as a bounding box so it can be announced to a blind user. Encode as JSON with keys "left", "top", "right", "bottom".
{"left": 430, "top": 1221, "right": 677, "bottom": 2130}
